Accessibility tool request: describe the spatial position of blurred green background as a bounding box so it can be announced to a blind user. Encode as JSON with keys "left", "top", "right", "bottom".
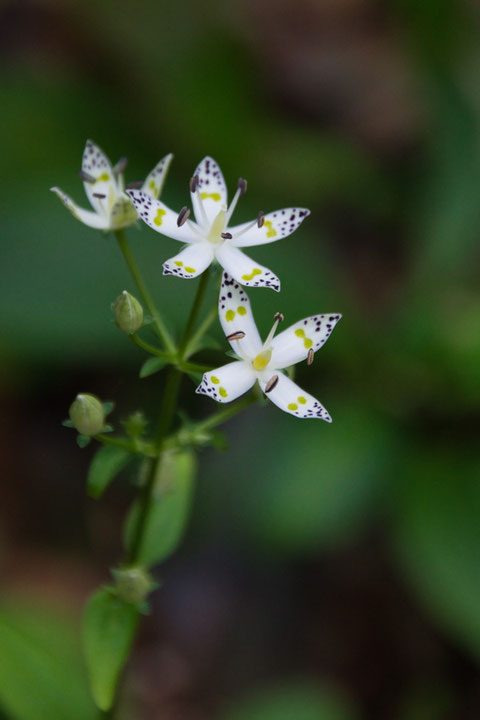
{"left": 2, "top": 0, "right": 480, "bottom": 717}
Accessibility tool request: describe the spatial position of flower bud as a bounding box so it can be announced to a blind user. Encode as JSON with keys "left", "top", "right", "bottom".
{"left": 113, "top": 566, "right": 154, "bottom": 605}
{"left": 112, "top": 290, "right": 143, "bottom": 335}
{"left": 69, "top": 394, "right": 105, "bottom": 436}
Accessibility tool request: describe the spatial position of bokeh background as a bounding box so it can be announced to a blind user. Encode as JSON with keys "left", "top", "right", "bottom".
{"left": 2, "top": 0, "right": 480, "bottom": 718}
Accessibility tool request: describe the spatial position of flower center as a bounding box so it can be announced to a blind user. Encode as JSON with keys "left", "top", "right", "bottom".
{"left": 207, "top": 209, "right": 226, "bottom": 244}
{"left": 253, "top": 349, "right": 272, "bottom": 371}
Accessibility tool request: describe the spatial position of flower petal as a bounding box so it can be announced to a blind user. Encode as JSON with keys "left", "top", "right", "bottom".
{"left": 50, "top": 187, "right": 109, "bottom": 229}
{"left": 196, "top": 361, "right": 256, "bottom": 403}
{"left": 230, "top": 208, "right": 310, "bottom": 247}
{"left": 163, "top": 242, "right": 214, "bottom": 279}
{"left": 259, "top": 372, "right": 331, "bottom": 421}
{"left": 126, "top": 190, "right": 201, "bottom": 243}
{"left": 191, "top": 156, "right": 228, "bottom": 225}
{"left": 270, "top": 314, "right": 342, "bottom": 368}
{"left": 142, "top": 153, "right": 174, "bottom": 199}
{"left": 219, "top": 272, "right": 262, "bottom": 359}
{"left": 215, "top": 244, "right": 280, "bottom": 292}
{"left": 82, "top": 140, "right": 118, "bottom": 215}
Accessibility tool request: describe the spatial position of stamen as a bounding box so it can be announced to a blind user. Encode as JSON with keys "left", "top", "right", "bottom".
{"left": 263, "top": 312, "right": 284, "bottom": 349}
{"left": 231, "top": 218, "right": 258, "bottom": 241}
{"left": 177, "top": 206, "right": 191, "bottom": 227}
{"left": 186, "top": 219, "right": 204, "bottom": 239}
{"left": 226, "top": 331, "right": 246, "bottom": 341}
{"left": 257, "top": 211, "right": 265, "bottom": 228}
{"left": 78, "top": 170, "right": 96, "bottom": 184}
{"left": 265, "top": 375, "right": 279, "bottom": 393}
{"left": 189, "top": 175, "right": 209, "bottom": 228}
{"left": 189, "top": 176, "right": 198, "bottom": 193}
{"left": 307, "top": 348, "right": 314, "bottom": 366}
{"left": 113, "top": 157, "right": 128, "bottom": 175}
{"left": 93, "top": 193, "right": 107, "bottom": 199}
{"left": 237, "top": 177, "right": 248, "bottom": 195}
{"left": 221, "top": 232, "right": 232, "bottom": 239}
{"left": 125, "top": 180, "right": 143, "bottom": 189}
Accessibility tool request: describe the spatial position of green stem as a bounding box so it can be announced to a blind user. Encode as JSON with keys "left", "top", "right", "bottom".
{"left": 94, "top": 433, "right": 155, "bottom": 455}
{"left": 114, "top": 229, "right": 176, "bottom": 354}
{"left": 178, "top": 267, "right": 211, "bottom": 357}
{"left": 195, "top": 393, "right": 256, "bottom": 434}
{"left": 183, "top": 304, "right": 217, "bottom": 359}
{"left": 130, "top": 334, "right": 168, "bottom": 357}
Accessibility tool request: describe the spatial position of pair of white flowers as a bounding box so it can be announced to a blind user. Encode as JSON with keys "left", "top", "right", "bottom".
{"left": 52, "top": 141, "right": 341, "bottom": 420}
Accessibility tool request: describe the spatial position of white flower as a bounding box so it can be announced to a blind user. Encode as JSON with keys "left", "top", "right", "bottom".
{"left": 126, "top": 156, "right": 310, "bottom": 292}
{"left": 51, "top": 140, "right": 173, "bottom": 231}
{"left": 196, "top": 273, "right": 341, "bottom": 420}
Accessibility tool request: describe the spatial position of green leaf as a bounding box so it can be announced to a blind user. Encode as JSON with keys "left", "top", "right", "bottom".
{"left": 0, "top": 601, "right": 95, "bottom": 720}
{"left": 101, "top": 401, "right": 115, "bottom": 415}
{"left": 186, "top": 371, "right": 203, "bottom": 385}
{"left": 61, "top": 418, "right": 74, "bottom": 428}
{"left": 83, "top": 587, "right": 139, "bottom": 712}
{"left": 139, "top": 356, "right": 167, "bottom": 378}
{"left": 87, "top": 445, "right": 133, "bottom": 499}
{"left": 77, "top": 434, "right": 91, "bottom": 449}
{"left": 125, "top": 450, "right": 196, "bottom": 567}
{"left": 395, "top": 451, "right": 480, "bottom": 660}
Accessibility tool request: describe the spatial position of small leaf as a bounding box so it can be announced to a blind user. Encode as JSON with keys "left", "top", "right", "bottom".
{"left": 77, "top": 434, "right": 91, "bottom": 448}
{"left": 186, "top": 371, "right": 203, "bottom": 385}
{"left": 62, "top": 418, "right": 74, "bottom": 428}
{"left": 139, "top": 356, "right": 167, "bottom": 378}
{"left": 102, "top": 401, "right": 115, "bottom": 415}
{"left": 124, "top": 450, "right": 196, "bottom": 567}
{"left": 142, "top": 315, "right": 154, "bottom": 325}
{"left": 225, "top": 349, "right": 242, "bottom": 360}
{"left": 83, "top": 586, "right": 139, "bottom": 712}
{"left": 87, "top": 445, "right": 133, "bottom": 499}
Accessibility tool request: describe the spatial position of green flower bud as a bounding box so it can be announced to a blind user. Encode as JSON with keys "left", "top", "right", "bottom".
{"left": 113, "top": 566, "right": 154, "bottom": 605}
{"left": 112, "top": 290, "right": 143, "bottom": 335}
{"left": 69, "top": 394, "right": 105, "bottom": 436}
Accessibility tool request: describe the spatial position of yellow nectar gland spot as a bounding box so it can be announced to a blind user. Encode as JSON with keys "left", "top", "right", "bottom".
{"left": 174, "top": 261, "right": 183, "bottom": 267}
{"left": 288, "top": 403, "right": 298, "bottom": 411}
{"left": 304, "top": 338, "right": 313, "bottom": 349}
{"left": 226, "top": 310, "right": 235, "bottom": 322}
{"left": 237, "top": 306, "right": 247, "bottom": 316}
{"left": 200, "top": 192, "right": 221, "bottom": 202}
{"left": 264, "top": 220, "right": 277, "bottom": 238}
{"left": 219, "top": 387, "right": 228, "bottom": 398}
{"left": 295, "top": 329, "right": 306, "bottom": 338}
{"left": 154, "top": 208, "right": 166, "bottom": 226}
{"left": 149, "top": 180, "right": 157, "bottom": 193}
{"left": 96, "top": 172, "right": 110, "bottom": 183}
{"left": 298, "top": 396, "right": 307, "bottom": 404}
{"left": 185, "top": 266, "right": 196, "bottom": 273}
{"left": 242, "top": 268, "right": 262, "bottom": 282}
{"left": 211, "top": 376, "right": 220, "bottom": 384}
{"left": 253, "top": 349, "right": 272, "bottom": 371}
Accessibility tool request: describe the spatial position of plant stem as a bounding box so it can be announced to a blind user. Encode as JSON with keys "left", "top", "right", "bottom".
{"left": 195, "top": 393, "right": 257, "bottom": 433}
{"left": 114, "top": 229, "right": 176, "bottom": 354}
{"left": 178, "top": 268, "right": 211, "bottom": 356}
{"left": 130, "top": 334, "right": 168, "bottom": 357}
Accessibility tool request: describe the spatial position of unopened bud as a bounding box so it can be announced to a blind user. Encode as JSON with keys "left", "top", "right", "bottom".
{"left": 114, "top": 566, "right": 154, "bottom": 605}
{"left": 69, "top": 394, "right": 105, "bottom": 436}
{"left": 112, "top": 290, "right": 143, "bottom": 334}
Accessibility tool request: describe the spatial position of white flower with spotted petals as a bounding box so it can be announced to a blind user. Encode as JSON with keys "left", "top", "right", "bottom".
{"left": 51, "top": 140, "right": 173, "bottom": 232}
{"left": 196, "top": 273, "right": 341, "bottom": 420}
{"left": 126, "top": 156, "right": 310, "bottom": 291}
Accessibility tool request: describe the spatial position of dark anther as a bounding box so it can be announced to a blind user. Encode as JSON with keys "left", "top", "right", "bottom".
{"left": 274, "top": 312, "right": 284, "bottom": 323}
{"left": 93, "top": 193, "right": 106, "bottom": 199}
{"left": 177, "top": 206, "right": 191, "bottom": 227}
{"left": 265, "top": 375, "right": 279, "bottom": 393}
{"left": 257, "top": 211, "right": 265, "bottom": 228}
{"left": 125, "top": 180, "right": 143, "bottom": 189}
{"left": 226, "top": 331, "right": 246, "bottom": 341}
{"left": 113, "top": 157, "right": 128, "bottom": 175}
{"left": 78, "top": 170, "right": 96, "bottom": 184}
{"left": 237, "top": 177, "right": 247, "bottom": 195}
{"left": 189, "top": 176, "right": 197, "bottom": 193}
{"left": 307, "top": 348, "right": 314, "bottom": 366}
{"left": 221, "top": 232, "right": 233, "bottom": 239}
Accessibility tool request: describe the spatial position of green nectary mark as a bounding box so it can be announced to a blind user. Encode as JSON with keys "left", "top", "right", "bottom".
{"left": 226, "top": 310, "right": 235, "bottom": 322}
{"left": 295, "top": 328, "right": 312, "bottom": 348}
{"left": 241, "top": 268, "right": 262, "bottom": 281}
{"left": 96, "top": 172, "right": 110, "bottom": 183}
{"left": 185, "top": 266, "right": 196, "bottom": 273}
{"left": 264, "top": 220, "right": 277, "bottom": 238}
{"left": 154, "top": 208, "right": 166, "bottom": 226}
{"left": 200, "top": 192, "right": 221, "bottom": 202}
{"left": 298, "top": 396, "right": 307, "bottom": 404}
{"left": 149, "top": 180, "right": 156, "bottom": 193}
{"left": 288, "top": 403, "right": 298, "bottom": 411}
{"left": 237, "top": 306, "right": 247, "bottom": 316}
{"left": 175, "top": 261, "right": 183, "bottom": 267}
{"left": 219, "top": 387, "right": 228, "bottom": 398}
{"left": 211, "top": 376, "right": 220, "bottom": 384}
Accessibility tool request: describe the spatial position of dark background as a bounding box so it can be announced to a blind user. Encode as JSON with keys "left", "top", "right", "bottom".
{"left": 1, "top": 1, "right": 480, "bottom": 718}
